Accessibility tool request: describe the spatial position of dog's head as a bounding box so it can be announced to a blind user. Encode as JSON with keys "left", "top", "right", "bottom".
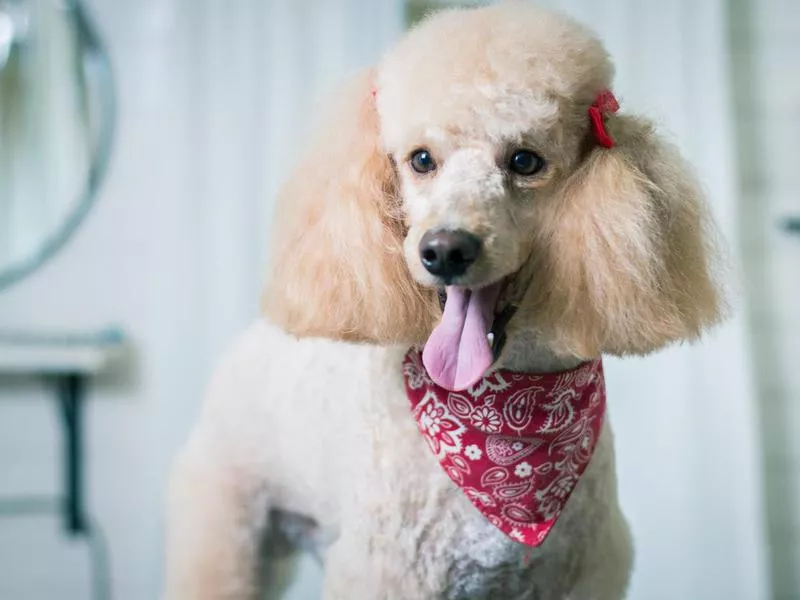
{"left": 263, "top": 3, "right": 724, "bottom": 387}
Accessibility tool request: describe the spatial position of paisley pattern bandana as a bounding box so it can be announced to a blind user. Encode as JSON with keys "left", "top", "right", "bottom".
{"left": 403, "top": 348, "right": 606, "bottom": 547}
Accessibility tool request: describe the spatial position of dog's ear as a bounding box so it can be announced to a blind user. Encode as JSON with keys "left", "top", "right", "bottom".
{"left": 523, "top": 114, "right": 726, "bottom": 357}
{"left": 261, "top": 69, "right": 439, "bottom": 344}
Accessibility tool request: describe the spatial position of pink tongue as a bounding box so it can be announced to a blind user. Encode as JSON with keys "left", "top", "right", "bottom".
{"left": 422, "top": 284, "right": 501, "bottom": 391}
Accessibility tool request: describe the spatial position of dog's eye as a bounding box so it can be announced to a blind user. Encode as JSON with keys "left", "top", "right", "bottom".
{"left": 508, "top": 150, "right": 545, "bottom": 176}
{"left": 410, "top": 149, "right": 437, "bottom": 174}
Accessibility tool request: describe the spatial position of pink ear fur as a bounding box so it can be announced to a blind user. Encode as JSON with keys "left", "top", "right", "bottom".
{"left": 261, "top": 69, "right": 439, "bottom": 344}
{"left": 519, "top": 115, "right": 725, "bottom": 358}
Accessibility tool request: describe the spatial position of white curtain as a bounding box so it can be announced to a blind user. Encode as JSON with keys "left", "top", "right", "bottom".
{"left": 169, "top": 0, "right": 405, "bottom": 360}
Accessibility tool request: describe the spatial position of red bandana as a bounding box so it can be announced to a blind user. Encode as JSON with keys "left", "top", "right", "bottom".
{"left": 403, "top": 348, "right": 606, "bottom": 547}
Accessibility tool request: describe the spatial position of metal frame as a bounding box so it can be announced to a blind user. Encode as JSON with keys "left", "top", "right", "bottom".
{"left": 0, "top": 0, "right": 116, "bottom": 291}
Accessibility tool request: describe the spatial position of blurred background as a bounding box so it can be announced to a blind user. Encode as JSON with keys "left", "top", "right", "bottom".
{"left": 0, "top": 0, "right": 796, "bottom": 598}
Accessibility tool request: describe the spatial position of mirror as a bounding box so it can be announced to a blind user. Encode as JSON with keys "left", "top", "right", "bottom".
{"left": 0, "top": 0, "right": 114, "bottom": 290}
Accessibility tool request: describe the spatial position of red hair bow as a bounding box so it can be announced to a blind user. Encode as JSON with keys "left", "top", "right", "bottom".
{"left": 588, "top": 90, "right": 619, "bottom": 148}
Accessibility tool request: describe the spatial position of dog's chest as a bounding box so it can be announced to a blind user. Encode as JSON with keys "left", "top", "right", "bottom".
{"left": 441, "top": 516, "right": 542, "bottom": 600}
{"left": 308, "top": 344, "right": 569, "bottom": 598}
{"left": 372, "top": 393, "right": 544, "bottom": 599}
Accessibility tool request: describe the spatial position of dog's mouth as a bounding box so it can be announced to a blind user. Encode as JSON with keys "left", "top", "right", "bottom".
{"left": 423, "top": 279, "right": 518, "bottom": 391}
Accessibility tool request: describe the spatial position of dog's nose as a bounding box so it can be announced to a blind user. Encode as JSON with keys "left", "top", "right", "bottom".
{"left": 419, "top": 229, "right": 482, "bottom": 278}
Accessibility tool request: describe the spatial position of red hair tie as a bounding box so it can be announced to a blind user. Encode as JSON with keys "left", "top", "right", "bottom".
{"left": 588, "top": 90, "right": 619, "bottom": 148}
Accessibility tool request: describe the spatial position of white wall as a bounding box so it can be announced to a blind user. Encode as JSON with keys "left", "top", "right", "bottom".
{"left": 0, "top": 1, "right": 770, "bottom": 599}
{"left": 730, "top": 0, "right": 800, "bottom": 597}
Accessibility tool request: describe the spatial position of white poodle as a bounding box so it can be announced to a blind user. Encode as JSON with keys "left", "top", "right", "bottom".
{"left": 163, "top": 3, "right": 723, "bottom": 599}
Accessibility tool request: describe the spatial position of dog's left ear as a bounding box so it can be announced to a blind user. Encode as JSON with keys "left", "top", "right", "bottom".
{"left": 525, "top": 113, "right": 726, "bottom": 357}
{"left": 261, "top": 69, "right": 439, "bottom": 344}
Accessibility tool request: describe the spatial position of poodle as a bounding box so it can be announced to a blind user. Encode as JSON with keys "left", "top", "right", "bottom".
{"left": 163, "top": 3, "right": 723, "bottom": 599}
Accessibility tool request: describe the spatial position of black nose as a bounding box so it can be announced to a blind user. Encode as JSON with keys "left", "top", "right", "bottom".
{"left": 419, "top": 229, "right": 482, "bottom": 278}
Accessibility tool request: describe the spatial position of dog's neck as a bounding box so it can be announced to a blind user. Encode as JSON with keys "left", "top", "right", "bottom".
{"left": 496, "top": 328, "right": 585, "bottom": 374}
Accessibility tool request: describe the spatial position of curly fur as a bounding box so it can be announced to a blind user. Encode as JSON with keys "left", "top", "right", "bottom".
{"left": 164, "top": 3, "right": 724, "bottom": 599}
{"left": 262, "top": 70, "right": 440, "bottom": 344}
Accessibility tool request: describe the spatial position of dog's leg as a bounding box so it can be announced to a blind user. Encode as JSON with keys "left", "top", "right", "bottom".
{"left": 321, "top": 532, "right": 410, "bottom": 600}
{"left": 320, "top": 527, "right": 445, "bottom": 600}
{"left": 162, "top": 432, "right": 270, "bottom": 600}
{"left": 568, "top": 513, "right": 633, "bottom": 600}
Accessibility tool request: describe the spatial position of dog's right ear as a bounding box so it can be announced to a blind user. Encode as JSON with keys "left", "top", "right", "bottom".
{"left": 522, "top": 112, "right": 726, "bottom": 358}
{"left": 261, "top": 69, "right": 439, "bottom": 344}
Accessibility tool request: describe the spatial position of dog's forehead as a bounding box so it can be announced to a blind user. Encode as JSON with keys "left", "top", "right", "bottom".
{"left": 378, "top": 84, "right": 561, "bottom": 153}
{"left": 375, "top": 4, "right": 612, "bottom": 152}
